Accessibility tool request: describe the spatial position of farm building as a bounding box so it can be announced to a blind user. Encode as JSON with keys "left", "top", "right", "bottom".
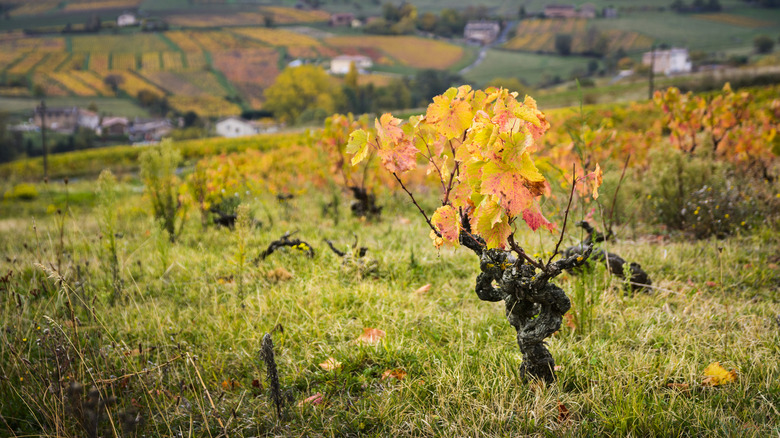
{"left": 642, "top": 47, "right": 692, "bottom": 75}
{"left": 32, "top": 107, "right": 99, "bottom": 132}
{"left": 464, "top": 21, "right": 501, "bottom": 45}
{"left": 329, "top": 13, "right": 354, "bottom": 27}
{"left": 544, "top": 4, "right": 577, "bottom": 18}
{"left": 117, "top": 12, "right": 138, "bottom": 27}
{"left": 101, "top": 117, "right": 129, "bottom": 136}
{"left": 579, "top": 3, "right": 597, "bottom": 18}
{"left": 216, "top": 117, "right": 259, "bottom": 138}
{"left": 330, "top": 55, "right": 373, "bottom": 75}
{"left": 129, "top": 119, "right": 173, "bottom": 142}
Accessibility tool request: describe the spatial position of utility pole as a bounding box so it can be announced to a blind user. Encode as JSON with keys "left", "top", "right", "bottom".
{"left": 37, "top": 100, "right": 48, "bottom": 180}
{"left": 648, "top": 45, "right": 656, "bottom": 100}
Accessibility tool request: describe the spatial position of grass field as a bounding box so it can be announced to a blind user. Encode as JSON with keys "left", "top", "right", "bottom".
{"left": 0, "top": 165, "right": 777, "bottom": 436}
{"left": 0, "top": 96, "right": 150, "bottom": 117}
{"left": 463, "top": 49, "right": 598, "bottom": 88}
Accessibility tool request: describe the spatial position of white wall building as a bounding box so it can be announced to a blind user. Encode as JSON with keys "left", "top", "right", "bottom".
{"left": 642, "top": 48, "right": 692, "bottom": 75}
{"left": 216, "top": 117, "right": 259, "bottom": 138}
{"left": 329, "top": 55, "right": 372, "bottom": 75}
{"left": 117, "top": 13, "right": 137, "bottom": 27}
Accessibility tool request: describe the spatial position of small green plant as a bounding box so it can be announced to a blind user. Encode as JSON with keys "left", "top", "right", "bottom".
{"left": 233, "top": 204, "right": 251, "bottom": 301}
{"left": 96, "top": 170, "right": 122, "bottom": 301}
{"left": 139, "top": 140, "right": 186, "bottom": 242}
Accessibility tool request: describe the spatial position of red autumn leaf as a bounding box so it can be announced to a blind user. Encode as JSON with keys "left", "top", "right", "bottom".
{"left": 251, "top": 379, "right": 262, "bottom": 389}
{"left": 357, "top": 328, "right": 386, "bottom": 345}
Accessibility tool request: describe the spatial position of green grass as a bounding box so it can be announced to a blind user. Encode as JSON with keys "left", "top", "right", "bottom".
{"left": 0, "top": 175, "right": 778, "bottom": 436}
{"left": 0, "top": 97, "right": 150, "bottom": 118}
{"left": 594, "top": 9, "right": 780, "bottom": 53}
{"left": 464, "top": 49, "right": 598, "bottom": 88}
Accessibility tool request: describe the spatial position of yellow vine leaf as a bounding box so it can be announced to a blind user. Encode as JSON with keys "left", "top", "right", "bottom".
{"left": 702, "top": 362, "right": 737, "bottom": 386}
{"left": 431, "top": 205, "right": 460, "bottom": 246}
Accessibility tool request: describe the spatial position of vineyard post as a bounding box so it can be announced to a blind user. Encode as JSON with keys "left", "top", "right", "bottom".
{"left": 648, "top": 45, "right": 655, "bottom": 100}
{"left": 37, "top": 100, "right": 48, "bottom": 180}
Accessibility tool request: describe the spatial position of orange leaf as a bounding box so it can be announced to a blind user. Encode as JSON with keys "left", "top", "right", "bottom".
{"left": 357, "top": 328, "right": 386, "bottom": 345}
{"left": 221, "top": 379, "right": 240, "bottom": 390}
{"left": 319, "top": 357, "right": 342, "bottom": 371}
{"left": 702, "top": 362, "right": 737, "bottom": 386}
{"left": 557, "top": 402, "right": 571, "bottom": 423}
{"left": 415, "top": 284, "right": 432, "bottom": 294}
{"left": 381, "top": 369, "right": 407, "bottom": 381}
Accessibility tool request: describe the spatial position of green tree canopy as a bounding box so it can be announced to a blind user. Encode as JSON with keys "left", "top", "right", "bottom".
{"left": 264, "top": 65, "right": 345, "bottom": 124}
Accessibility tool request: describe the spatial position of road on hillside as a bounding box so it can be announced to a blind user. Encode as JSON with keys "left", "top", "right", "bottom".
{"left": 459, "top": 20, "right": 516, "bottom": 76}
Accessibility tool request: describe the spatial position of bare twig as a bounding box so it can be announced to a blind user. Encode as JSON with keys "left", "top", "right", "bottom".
{"left": 508, "top": 234, "right": 546, "bottom": 271}
{"left": 392, "top": 172, "right": 440, "bottom": 237}
{"left": 547, "top": 165, "right": 577, "bottom": 267}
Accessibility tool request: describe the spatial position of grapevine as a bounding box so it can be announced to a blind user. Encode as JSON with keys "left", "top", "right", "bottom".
{"left": 348, "top": 86, "right": 602, "bottom": 382}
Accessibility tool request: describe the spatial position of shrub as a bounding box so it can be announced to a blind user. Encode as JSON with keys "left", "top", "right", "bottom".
{"left": 3, "top": 183, "right": 38, "bottom": 201}
{"left": 635, "top": 148, "right": 768, "bottom": 238}
{"left": 139, "top": 140, "right": 186, "bottom": 242}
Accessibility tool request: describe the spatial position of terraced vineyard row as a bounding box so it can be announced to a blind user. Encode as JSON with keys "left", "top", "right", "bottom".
{"left": 504, "top": 18, "right": 652, "bottom": 54}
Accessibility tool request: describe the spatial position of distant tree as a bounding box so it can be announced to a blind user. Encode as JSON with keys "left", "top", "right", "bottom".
{"left": 183, "top": 111, "right": 199, "bottom": 128}
{"left": 87, "top": 102, "right": 98, "bottom": 112}
{"left": 706, "top": 0, "right": 722, "bottom": 11}
{"left": 555, "top": 34, "right": 573, "bottom": 56}
{"left": 263, "top": 65, "right": 345, "bottom": 124}
{"left": 754, "top": 35, "right": 775, "bottom": 53}
{"left": 519, "top": 6, "right": 527, "bottom": 19}
{"left": 104, "top": 74, "right": 124, "bottom": 93}
{"left": 418, "top": 12, "right": 437, "bottom": 32}
{"left": 411, "top": 69, "right": 462, "bottom": 106}
{"left": 263, "top": 13, "right": 274, "bottom": 27}
{"left": 85, "top": 14, "right": 101, "bottom": 32}
{"left": 344, "top": 61, "right": 359, "bottom": 90}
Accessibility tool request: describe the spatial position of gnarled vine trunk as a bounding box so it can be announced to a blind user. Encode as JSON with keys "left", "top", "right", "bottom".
{"left": 461, "top": 230, "right": 591, "bottom": 383}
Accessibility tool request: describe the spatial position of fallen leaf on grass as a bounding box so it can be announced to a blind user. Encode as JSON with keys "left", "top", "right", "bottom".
{"left": 381, "top": 369, "right": 407, "bottom": 380}
{"left": 415, "top": 284, "right": 431, "bottom": 294}
{"left": 666, "top": 382, "right": 690, "bottom": 391}
{"left": 563, "top": 313, "right": 576, "bottom": 330}
{"left": 297, "top": 393, "right": 323, "bottom": 407}
{"left": 553, "top": 365, "right": 564, "bottom": 371}
{"left": 357, "top": 328, "right": 386, "bottom": 345}
{"left": 705, "top": 281, "right": 718, "bottom": 287}
{"left": 319, "top": 357, "right": 342, "bottom": 371}
{"left": 221, "top": 379, "right": 240, "bottom": 390}
{"left": 398, "top": 217, "right": 411, "bottom": 225}
{"left": 266, "top": 267, "right": 293, "bottom": 282}
{"left": 557, "top": 402, "right": 571, "bottom": 423}
{"left": 702, "top": 362, "right": 737, "bottom": 386}
{"left": 251, "top": 379, "right": 263, "bottom": 389}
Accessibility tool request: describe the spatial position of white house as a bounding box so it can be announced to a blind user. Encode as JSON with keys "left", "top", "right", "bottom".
{"left": 117, "top": 12, "right": 137, "bottom": 27}
{"left": 642, "top": 48, "right": 692, "bottom": 75}
{"left": 216, "top": 117, "right": 259, "bottom": 138}
{"left": 463, "top": 21, "right": 501, "bottom": 45}
{"left": 329, "top": 55, "right": 372, "bottom": 75}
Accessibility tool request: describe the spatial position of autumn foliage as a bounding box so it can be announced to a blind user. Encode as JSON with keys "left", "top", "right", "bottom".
{"left": 348, "top": 85, "right": 601, "bottom": 249}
